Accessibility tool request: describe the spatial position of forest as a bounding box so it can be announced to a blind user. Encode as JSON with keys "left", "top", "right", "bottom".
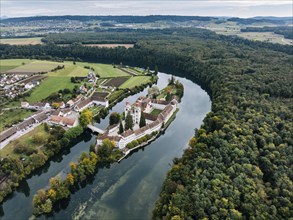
{"left": 2, "top": 15, "right": 214, "bottom": 23}
{"left": 0, "top": 28, "right": 292, "bottom": 219}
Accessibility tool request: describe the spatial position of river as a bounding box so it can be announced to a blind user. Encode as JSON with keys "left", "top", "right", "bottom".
{"left": 0, "top": 72, "right": 210, "bottom": 219}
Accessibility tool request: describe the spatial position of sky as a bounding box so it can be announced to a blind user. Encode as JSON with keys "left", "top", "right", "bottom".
{"left": 1, "top": 0, "right": 292, "bottom": 18}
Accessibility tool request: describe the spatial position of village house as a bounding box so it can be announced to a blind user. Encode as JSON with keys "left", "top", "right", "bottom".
{"left": 74, "top": 92, "right": 109, "bottom": 112}
{"left": 66, "top": 94, "right": 83, "bottom": 107}
{"left": 0, "top": 111, "right": 48, "bottom": 143}
{"left": 21, "top": 102, "right": 51, "bottom": 110}
{"left": 87, "top": 71, "right": 97, "bottom": 83}
{"left": 48, "top": 115, "right": 78, "bottom": 128}
{"left": 24, "top": 81, "right": 39, "bottom": 90}
{"left": 97, "top": 96, "right": 178, "bottom": 149}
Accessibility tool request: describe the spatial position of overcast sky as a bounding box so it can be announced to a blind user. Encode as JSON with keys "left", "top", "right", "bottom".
{"left": 1, "top": 0, "right": 292, "bottom": 18}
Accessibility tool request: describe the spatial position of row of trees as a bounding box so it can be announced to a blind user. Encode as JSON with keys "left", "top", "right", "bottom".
{"left": 0, "top": 124, "right": 84, "bottom": 204}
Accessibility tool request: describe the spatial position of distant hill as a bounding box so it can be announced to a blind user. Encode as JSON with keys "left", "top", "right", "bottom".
{"left": 1, "top": 15, "right": 216, "bottom": 23}
{"left": 228, "top": 17, "right": 292, "bottom": 25}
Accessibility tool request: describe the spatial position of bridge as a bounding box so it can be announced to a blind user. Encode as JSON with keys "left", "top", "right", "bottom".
{"left": 87, "top": 124, "right": 105, "bottom": 134}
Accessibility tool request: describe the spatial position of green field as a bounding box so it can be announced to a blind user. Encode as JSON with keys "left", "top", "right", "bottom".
{"left": 26, "top": 76, "right": 77, "bottom": 102}
{"left": 0, "top": 37, "right": 43, "bottom": 45}
{"left": 119, "top": 76, "right": 152, "bottom": 89}
{"left": 0, "top": 124, "right": 50, "bottom": 158}
{"left": 5, "top": 60, "right": 61, "bottom": 73}
{"left": 0, "top": 59, "right": 33, "bottom": 73}
{"left": 70, "top": 62, "right": 130, "bottom": 78}
{"left": 0, "top": 108, "right": 35, "bottom": 132}
{"left": 48, "top": 65, "right": 88, "bottom": 77}
{"left": 1, "top": 59, "right": 152, "bottom": 102}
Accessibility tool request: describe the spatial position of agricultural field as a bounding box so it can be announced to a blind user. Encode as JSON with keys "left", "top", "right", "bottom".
{"left": 119, "top": 67, "right": 145, "bottom": 76}
{"left": 0, "top": 59, "right": 33, "bottom": 73}
{"left": 0, "top": 108, "right": 35, "bottom": 132}
{"left": 5, "top": 60, "right": 61, "bottom": 74}
{"left": 48, "top": 65, "right": 88, "bottom": 77}
{"left": 0, "top": 123, "right": 50, "bottom": 158}
{"left": 215, "top": 29, "right": 293, "bottom": 45}
{"left": 26, "top": 76, "right": 76, "bottom": 102}
{"left": 104, "top": 77, "right": 129, "bottom": 87}
{"left": 25, "top": 63, "right": 90, "bottom": 102}
{"left": 70, "top": 62, "right": 130, "bottom": 78}
{"left": 0, "top": 37, "right": 43, "bottom": 45}
{"left": 1, "top": 59, "right": 153, "bottom": 103}
{"left": 119, "top": 76, "right": 152, "bottom": 89}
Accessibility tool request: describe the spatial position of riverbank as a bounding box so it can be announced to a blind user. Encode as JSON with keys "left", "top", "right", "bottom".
{"left": 31, "top": 80, "right": 182, "bottom": 216}
{"left": 0, "top": 72, "right": 210, "bottom": 220}
{"left": 118, "top": 108, "right": 179, "bottom": 163}
{"left": 0, "top": 72, "right": 157, "bottom": 205}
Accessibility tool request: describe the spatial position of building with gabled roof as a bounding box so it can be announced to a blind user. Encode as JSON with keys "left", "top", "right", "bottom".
{"left": 48, "top": 115, "right": 78, "bottom": 128}
{"left": 97, "top": 96, "right": 178, "bottom": 150}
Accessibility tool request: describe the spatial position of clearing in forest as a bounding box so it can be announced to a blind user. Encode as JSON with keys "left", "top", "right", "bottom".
{"left": 0, "top": 37, "right": 43, "bottom": 45}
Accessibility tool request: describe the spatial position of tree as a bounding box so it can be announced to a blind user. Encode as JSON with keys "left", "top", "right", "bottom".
{"left": 66, "top": 173, "right": 75, "bottom": 186}
{"left": 125, "top": 111, "right": 133, "bottom": 130}
{"left": 109, "top": 112, "right": 120, "bottom": 125}
{"left": 166, "top": 92, "right": 172, "bottom": 101}
{"left": 168, "top": 75, "right": 175, "bottom": 85}
{"left": 154, "top": 66, "right": 159, "bottom": 75}
{"left": 119, "top": 119, "right": 124, "bottom": 134}
{"left": 139, "top": 112, "right": 146, "bottom": 128}
{"left": 97, "top": 139, "right": 114, "bottom": 159}
{"left": 79, "top": 109, "right": 93, "bottom": 127}
{"left": 148, "top": 86, "right": 159, "bottom": 98}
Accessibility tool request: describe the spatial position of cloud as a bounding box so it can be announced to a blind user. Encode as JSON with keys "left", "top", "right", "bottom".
{"left": 1, "top": 0, "right": 292, "bottom": 18}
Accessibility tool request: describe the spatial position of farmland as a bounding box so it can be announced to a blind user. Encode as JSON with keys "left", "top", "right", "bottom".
{"left": 5, "top": 60, "right": 61, "bottom": 74}
{"left": 0, "top": 59, "right": 33, "bottom": 73}
{"left": 0, "top": 58, "right": 154, "bottom": 103}
{"left": 0, "top": 37, "right": 43, "bottom": 45}
{"left": 119, "top": 76, "right": 152, "bottom": 89}
{"left": 48, "top": 64, "right": 88, "bottom": 77}
{"left": 71, "top": 62, "right": 130, "bottom": 78}
{"left": 104, "top": 77, "right": 129, "bottom": 87}
{"left": 26, "top": 76, "right": 76, "bottom": 102}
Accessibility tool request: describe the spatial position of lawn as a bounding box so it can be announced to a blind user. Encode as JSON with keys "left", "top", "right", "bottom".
{"left": 0, "top": 108, "right": 35, "bottom": 132}
{"left": 0, "top": 37, "right": 43, "bottom": 45}
{"left": 0, "top": 123, "right": 50, "bottom": 158}
{"left": 119, "top": 76, "right": 152, "bottom": 89}
{"left": 88, "top": 105, "right": 103, "bottom": 115}
{"left": 150, "top": 109, "right": 162, "bottom": 116}
{"left": 26, "top": 76, "right": 76, "bottom": 102}
{"left": 0, "top": 59, "right": 33, "bottom": 73}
